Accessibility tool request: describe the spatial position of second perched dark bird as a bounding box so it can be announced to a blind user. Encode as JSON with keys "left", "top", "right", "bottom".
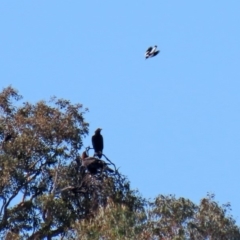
{"left": 92, "top": 128, "right": 103, "bottom": 158}
{"left": 81, "top": 150, "right": 113, "bottom": 174}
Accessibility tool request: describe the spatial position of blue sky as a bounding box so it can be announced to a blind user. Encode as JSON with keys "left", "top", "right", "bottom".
{"left": 1, "top": 1, "right": 240, "bottom": 222}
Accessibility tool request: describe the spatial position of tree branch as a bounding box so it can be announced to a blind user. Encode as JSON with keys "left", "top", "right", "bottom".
{"left": 51, "top": 159, "right": 61, "bottom": 194}
{"left": 28, "top": 225, "right": 65, "bottom": 240}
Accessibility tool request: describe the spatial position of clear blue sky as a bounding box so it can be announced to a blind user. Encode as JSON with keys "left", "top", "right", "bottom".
{"left": 1, "top": 1, "right": 240, "bottom": 222}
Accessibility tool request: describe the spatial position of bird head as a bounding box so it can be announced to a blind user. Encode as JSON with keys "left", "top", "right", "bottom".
{"left": 82, "top": 151, "right": 89, "bottom": 159}
{"left": 95, "top": 128, "right": 102, "bottom": 133}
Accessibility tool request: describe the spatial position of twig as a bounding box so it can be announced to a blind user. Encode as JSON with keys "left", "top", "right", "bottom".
{"left": 102, "top": 154, "right": 116, "bottom": 171}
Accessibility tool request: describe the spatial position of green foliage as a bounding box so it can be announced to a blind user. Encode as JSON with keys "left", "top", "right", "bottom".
{"left": 72, "top": 194, "right": 240, "bottom": 240}
{"left": 72, "top": 200, "right": 145, "bottom": 240}
{"left": 0, "top": 86, "right": 89, "bottom": 238}
{"left": 144, "top": 193, "right": 240, "bottom": 239}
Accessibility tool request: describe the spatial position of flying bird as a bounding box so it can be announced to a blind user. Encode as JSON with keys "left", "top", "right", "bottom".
{"left": 92, "top": 128, "right": 103, "bottom": 159}
{"left": 81, "top": 150, "right": 113, "bottom": 174}
{"left": 145, "top": 45, "right": 160, "bottom": 59}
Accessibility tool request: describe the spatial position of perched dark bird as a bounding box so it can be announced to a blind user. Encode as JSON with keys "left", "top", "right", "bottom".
{"left": 92, "top": 128, "right": 103, "bottom": 158}
{"left": 81, "top": 151, "right": 113, "bottom": 174}
{"left": 145, "top": 45, "right": 160, "bottom": 59}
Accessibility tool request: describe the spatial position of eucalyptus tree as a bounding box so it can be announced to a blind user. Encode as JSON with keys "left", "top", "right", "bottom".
{"left": 0, "top": 86, "right": 136, "bottom": 239}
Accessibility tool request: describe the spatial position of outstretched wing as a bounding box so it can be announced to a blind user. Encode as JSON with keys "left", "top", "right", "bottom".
{"left": 151, "top": 50, "right": 160, "bottom": 57}
{"left": 146, "top": 47, "right": 153, "bottom": 53}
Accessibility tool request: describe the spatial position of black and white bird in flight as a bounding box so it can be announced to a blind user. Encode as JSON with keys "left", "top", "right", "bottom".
{"left": 145, "top": 45, "right": 160, "bottom": 59}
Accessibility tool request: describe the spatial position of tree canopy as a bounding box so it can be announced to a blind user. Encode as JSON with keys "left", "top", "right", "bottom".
{"left": 0, "top": 86, "right": 239, "bottom": 240}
